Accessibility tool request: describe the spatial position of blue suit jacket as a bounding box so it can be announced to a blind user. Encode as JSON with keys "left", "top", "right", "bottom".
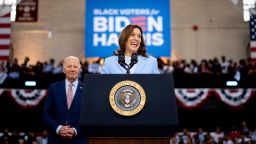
{"left": 43, "top": 80, "right": 87, "bottom": 144}
{"left": 101, "top": 55, "right": 160, "bottom": 74}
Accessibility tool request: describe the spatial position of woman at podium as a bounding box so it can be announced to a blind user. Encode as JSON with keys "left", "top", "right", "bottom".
{"left": 101, "top": 24, "right": 160, "bottom": 74}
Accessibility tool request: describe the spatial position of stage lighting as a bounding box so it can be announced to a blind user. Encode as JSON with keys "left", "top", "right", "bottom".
{"left": 226, "top": 80, "right": 238, "bottom": 87}
{"left": 25, "top": 81, "right": 36, "bottom": 86}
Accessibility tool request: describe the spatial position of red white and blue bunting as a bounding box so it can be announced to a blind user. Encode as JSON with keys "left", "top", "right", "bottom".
{"left": 175, "top": 88, "right": 211, "bottom": 108}
{"left": 214, "top": 88, "right": 254, "bottom": 107}
{"left": 175, "top": 88, "right": 255, "bottom": 109}
{"left": 0, "top": 88, "right": 254, "bottom": 108}
{"left": 9, "top": 89, "right": 47, "bottom": 107}
{"left": 0, "top": 89, "right": 47, "bottom": 108}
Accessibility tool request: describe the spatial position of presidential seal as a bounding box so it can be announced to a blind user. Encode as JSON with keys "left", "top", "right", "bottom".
{"left": 109, "top": 80, "right": 146, "bottom": 116}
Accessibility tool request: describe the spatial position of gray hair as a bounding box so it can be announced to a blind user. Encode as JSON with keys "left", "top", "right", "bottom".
{"left": 63, "top": 56, "right": 81, "bottom": 67}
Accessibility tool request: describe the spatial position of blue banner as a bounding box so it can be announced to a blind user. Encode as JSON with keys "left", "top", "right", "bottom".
{"left": 85, "top": 0, "right": 171, "bottom": 57}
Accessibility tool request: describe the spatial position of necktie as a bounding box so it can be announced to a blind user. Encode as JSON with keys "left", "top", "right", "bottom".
{"left": 67, "top": 84, "right": 73, "bottom": 109}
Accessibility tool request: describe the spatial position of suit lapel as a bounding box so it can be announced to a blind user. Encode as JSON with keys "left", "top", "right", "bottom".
{"left": 59, "top": 81, "right": 68, "bottom": 110}
{"left": 135, "top": 56, "right": 147, "bottom": 73}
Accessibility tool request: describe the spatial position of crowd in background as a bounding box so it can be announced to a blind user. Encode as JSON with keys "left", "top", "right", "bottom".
{"left": 0, "top": 56, "right": 255, "bottom": 144}
{"left": 171, "top": 121, "right": 256, "bottom": 144}
{"left": 0, "top": 128, "right": 48, "bottom": 144}
{"left": 158, "top": 56, "right": 256, "bottom": 82}
{"left": 0, "top": 55, "right": 255, "bottom": 88}
{"left": 1, "top": 121, "right": 256, "bottom": 144}
{"left": 1, "top": 55, "right": 256, "bottom": 78}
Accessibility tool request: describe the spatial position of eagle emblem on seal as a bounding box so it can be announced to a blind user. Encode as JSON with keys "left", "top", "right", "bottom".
{"left": 120, "top": 89, "right": 136, "bottom": 108}
{"left": 109, "top": 80, "right": 146, "bottom": 116}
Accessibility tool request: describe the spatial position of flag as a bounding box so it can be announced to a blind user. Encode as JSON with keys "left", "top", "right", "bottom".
{"left": 249, "top": 8, "right": 256, "bottom": 60}
{"left": 0, "top": 13, "right": 11, "bottom": 60}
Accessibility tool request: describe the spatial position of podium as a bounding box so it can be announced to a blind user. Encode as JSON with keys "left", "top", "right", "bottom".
{"left": 80, "top": 74, "right": 178, "bottom": 144}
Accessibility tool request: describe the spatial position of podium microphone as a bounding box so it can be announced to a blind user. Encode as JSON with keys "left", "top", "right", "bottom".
{"left": 118, "top": 53, "right": 138, "bottom": 74}
{"left": 127, "top": 54, "right": 138, "bottom": 73}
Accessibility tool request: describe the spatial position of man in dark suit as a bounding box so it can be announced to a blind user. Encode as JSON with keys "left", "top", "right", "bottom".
{"left": 43, "top": 56, "right": 87, "bottom": 144}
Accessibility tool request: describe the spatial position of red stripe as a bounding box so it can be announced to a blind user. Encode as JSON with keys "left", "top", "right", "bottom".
{"left": 251, "top": 48, "right": 256, "bottom": 52}
{"left": 0, "top": 24, "right": 11, "bottom": 28}
{"left": 250, "top": 58, "right": 256, "bottom": 62}
{"left": 0, "top": 45, "right": 9, "bottom": 49}
{"left": 0, "top": 56, "right": 9, "bottom": 60}
{"left": 141, "top": 27, "right": 146, "bottom": 31}
{"left": 133, "top": 21, "right": 146, "bottom": 26}
{"left": 229, "top": 90, "right": 238, "bottom": 92}
{"left": 1, "top": 13, "right": 10, "bottom": 18}
{"left": 130, "top": 16, "right": 147, "bottom": 21}
{"left": 0, "top": 34, "right": 10, "bottom": 38}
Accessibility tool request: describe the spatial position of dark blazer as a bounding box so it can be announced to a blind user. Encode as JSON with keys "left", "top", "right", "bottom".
{"left": 43, "top": 80, "right": 87, "bottom": 144}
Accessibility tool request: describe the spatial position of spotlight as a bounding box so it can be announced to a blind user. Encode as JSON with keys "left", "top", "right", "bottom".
{"left": 25, "top": 81, "right": 36, "bottom": 86}
{"left": 226, "top": 80, "right": 238, "bottom": 87}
